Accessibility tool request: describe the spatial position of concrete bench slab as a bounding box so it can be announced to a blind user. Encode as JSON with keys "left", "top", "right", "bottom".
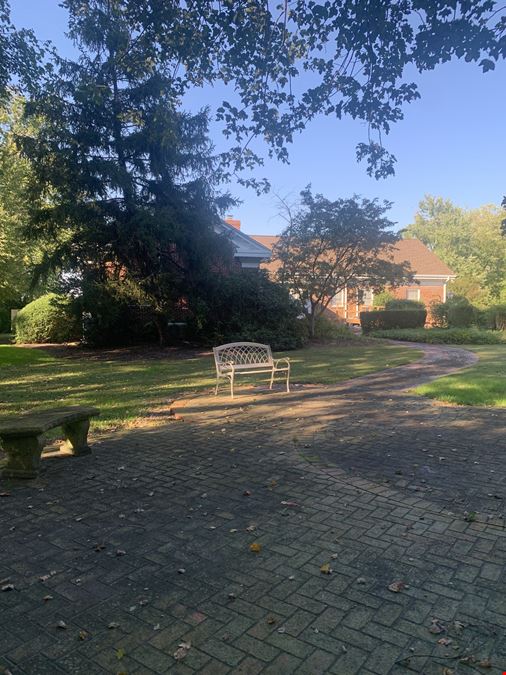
{"left": 0, "top": 406, "right": 99, "bottom": 479}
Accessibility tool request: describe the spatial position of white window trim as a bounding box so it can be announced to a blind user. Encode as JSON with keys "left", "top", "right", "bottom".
{"left": 406, "top": 288, "right": 421, "bottom": 301}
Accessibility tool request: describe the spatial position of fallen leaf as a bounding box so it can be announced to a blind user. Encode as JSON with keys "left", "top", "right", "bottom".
{"left": 477, "top": 658, "right": 492, "bottom": 668}
{"left": 266, "top": 616, "right": 276, "bottom": 625}
{"left": 78, "top": 630, "right": 88, "bottom": 641}
{"left": 388, "top": 580, "right": 406, "bottom": 593}
{"left": 437, "top": 637, "right": 452, "bottom": 646}
{"left": 94, "top": 543, "right": 106, "bottom": 552}
{"left": 280, "top": 501, "right": 298, "bottom": 507}
{"left": 243, "top": 490, "right": 252, "bottom": 497}
{"left": 43, "top": 595, "right": 53, "bottom": 602}
{"left": 116, "top": 549, "right": 126, "bottom": 557}
{"left": 108, "top": 622, "right": 120, "bottom": 629}
{"left": 249, "top": 542, "right": 262, "bottom": 553}
{"left": 1, "top": 584, "right": 14, "bottom": 592}
{"left": 56, "top": 620, "right": 67, "bottom": 630}
{"left": 245, "top": 524, "right": 256, "bottom": 532}
{"left": 0, "top": 492, "right": 11, "bottom": 497}
{"left": 177, "top": 568, "right": 186, "bottom": 574}
{"left": 320, "top": 563, "right": 332, "bottom": 575}
{"left": 429, "top": 618, "right": 446, "bottom": 634}
{"left": 442, "top": 669, "right": 454, "bottom": 675}
{"left": 173, "top": 641, "right": 191, "bottom": 660}
{"left": 116, "top": 648, "right": 125, "bottom": 660}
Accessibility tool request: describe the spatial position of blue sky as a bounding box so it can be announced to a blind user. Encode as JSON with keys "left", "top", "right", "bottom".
{"left": 10, "top": 1, "right": 506, "bottom": 235}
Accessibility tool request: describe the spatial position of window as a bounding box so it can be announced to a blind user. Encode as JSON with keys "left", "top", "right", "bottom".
{"left": 357, "top": 287, "right": 373, "bottom": 305}
{"left": 406, "top": 288, "right": 420, "bottom": 301}
{"left": 330, "top": 289, "right": 345, "bottom": 307}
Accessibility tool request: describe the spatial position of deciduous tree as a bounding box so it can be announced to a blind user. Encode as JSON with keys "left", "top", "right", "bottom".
{"left": 403, "top": 195, "right": 506, "bottom": 305}
{"left": 274, "top": 187, "right": 411, "bottom": 337}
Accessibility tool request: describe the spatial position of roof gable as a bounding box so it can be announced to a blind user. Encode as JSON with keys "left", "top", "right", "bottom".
{"left": 216, "top": 221, "right": 272, "bottom": 259}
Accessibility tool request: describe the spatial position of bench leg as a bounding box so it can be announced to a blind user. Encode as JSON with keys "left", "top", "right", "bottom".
{"left": 61, "top": 418, "right": 92, "bottom": 456}
{"left": 269, "top": 369, "right": 275, "bottom": 390}
{"left": 286, "top": 367, "right": 290, "bottom": 393}
{"left": 1, "top": 434, "right": 44, "bottom": 479}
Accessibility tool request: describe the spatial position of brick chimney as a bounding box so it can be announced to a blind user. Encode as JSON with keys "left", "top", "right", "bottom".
{"left": 224, "top": 216, "right": 241, "bottom": 230}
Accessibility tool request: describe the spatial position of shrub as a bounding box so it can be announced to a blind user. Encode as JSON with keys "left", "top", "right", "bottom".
{"left": 373, "top": 290, "right": 395, "bottom": 307}
{"left": 486, "top": 304, "right": 506, "bottom": 330}
{"left": 192, "top": 270, "right": 306, "bottom": 351}
{"left": 80, "top": 280, "right": 158, "bottom": 347}
{"left": 14, "top": 293, "right": 79, "bottom": 344}
{"left": 430, "top": 296, "right": 476, "bottom": 328}
{"left": 447, "top": 299, "right": 475, "bottom": 328}
{"left": 384, "top": 298, "right": 425, "bottom": 311}
{"left": 360, "top": 308, "right": 427, "bottom": 334}
{"left": 0, "top": 308, "right": 10, "bottom": 333}
{"left": 370, "top": 327, "right": 505, "bottom": 345}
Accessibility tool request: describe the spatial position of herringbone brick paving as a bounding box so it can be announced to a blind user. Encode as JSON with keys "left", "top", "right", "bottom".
{"left": 0, "top": 343, "right": 505, "bottom": 674}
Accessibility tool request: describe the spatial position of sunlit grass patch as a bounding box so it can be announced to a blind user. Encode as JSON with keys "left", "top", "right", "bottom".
{"left": 416, "top": 345, "right": 506, "bottom": 408}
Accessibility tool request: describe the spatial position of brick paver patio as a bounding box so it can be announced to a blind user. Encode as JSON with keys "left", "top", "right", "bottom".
{"left": 1, "top": 343, "right": 505, "bottom": 674}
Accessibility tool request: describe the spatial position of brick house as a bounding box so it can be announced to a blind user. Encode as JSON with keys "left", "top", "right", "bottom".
{"left": 249, "top": 234, "right": 455, "bottom": 325}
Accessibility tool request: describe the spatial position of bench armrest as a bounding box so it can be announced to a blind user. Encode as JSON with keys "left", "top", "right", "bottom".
{"left": 273, "top": 357, "right": 290, "bottom": 368}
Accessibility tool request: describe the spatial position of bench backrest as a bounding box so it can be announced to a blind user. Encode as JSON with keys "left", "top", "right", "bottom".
{"left": 213, "top": 342, "right": 274, "bottom": 373}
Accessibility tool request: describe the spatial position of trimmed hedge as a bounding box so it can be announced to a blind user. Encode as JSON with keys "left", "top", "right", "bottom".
{"left": 370, "top": 327, "right": 505, "bottom": 345}
{"left": 384, "top": 298, "right": 425, "bottom": 311}
{"left": 14, "top": 293, "right": 79, "bottom": 344}
{"left": 361, "top": 309, "right": 427, "bottom": 333}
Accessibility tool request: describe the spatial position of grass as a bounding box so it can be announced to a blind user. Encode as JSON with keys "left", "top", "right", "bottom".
{"left": 0, "top": 341, "right": 421, "bottom": 430}
{"left": 416, "top": 344, "right": 506, "bottom": 407}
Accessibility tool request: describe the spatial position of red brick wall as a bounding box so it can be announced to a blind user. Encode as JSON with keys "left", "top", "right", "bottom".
{"left": 326, "top": 283, "right": 447, "bottom": 325}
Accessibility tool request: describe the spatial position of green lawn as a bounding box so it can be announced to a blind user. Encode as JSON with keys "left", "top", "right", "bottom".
{"left": 416, "top": 344, "right": 506, "bottom": 407}
{"left": 0, "top": 342, "right": 421, "bottom": 430}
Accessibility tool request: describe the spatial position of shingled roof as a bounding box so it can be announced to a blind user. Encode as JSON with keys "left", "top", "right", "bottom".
{"left": 249, "top": 235, "right": 454, "bottom": 277}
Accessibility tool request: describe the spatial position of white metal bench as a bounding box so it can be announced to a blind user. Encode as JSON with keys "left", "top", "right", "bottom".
{"left": 213, "top": 342, "right": 290, "bottom": 398}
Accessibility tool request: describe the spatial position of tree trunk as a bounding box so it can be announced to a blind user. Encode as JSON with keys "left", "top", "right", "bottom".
{"left": 309, "top": 310, "right": 316, "bottom": 339}
{"left": 154, "top": 315, "right": 169, "bottom": 347}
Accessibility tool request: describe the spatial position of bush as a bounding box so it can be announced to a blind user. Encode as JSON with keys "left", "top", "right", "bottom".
{"left": 373, "top": 290, "right": 395, "bottom": 307}
{"left": 80, "top": 280, "right": 158, "bottom": 347}
{"left": 360, "top": 308, "right": 427, "bottom": 334}
{"left": 430, "top": 296, "right": 476, "bottom": 328}
{"left": 447, "top": 299, "right": 475, "bottom": 328}
{"left": 485, "top": 304, "right": 506, "bottom": 331}
{"left": 384, "top": 298, "right": 425, "bottom": 311}
{"left": 192, "top": 270, "right": 306, "bottom": 351}
{"left": 0, "top": 308, "right": 10, "bottom": 333}
{"left": 370, "top": 327, "right": 505, "bottom": 344}
{"left": 14, "top": 293, "right": 79, "bottom": 344}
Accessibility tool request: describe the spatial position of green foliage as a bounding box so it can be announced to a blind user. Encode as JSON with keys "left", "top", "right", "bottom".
{"left": 0, "top": 307, "right": 10, "bottom": 332}
{"left": 19, "top": 2, "right": 237, "bottom": 346}
{"left": 371, "top": 328, "right": 505, "bottom": 345}
{"left": 485, "top": 304, "right": 506, "bottom": 330}
{"left": 275, "top": 186, "right": 412, "bottom": 337}
{"left": 373, "top": 290, "right": 395, "bottom": 307}
{"left": 0, "top": 96, "right": 49, "bottom": 308}
{"left": 404, "top": 196, "right": 506, "bottom": 306}
{"left": 14, "top": 293, "right": 79, "bottom": 344}
{"left": 0, "top": 0, "right": 44, "bottom": 103}
{"left": 79, "top": 280, "right": 158, "bottom": 348}
{"left": 447, "top": 300, "right": 475, "bottom": 328}
{"left": 361, "top": 309, "right": 427, "bottom": 333}
{"left": 192, "top": 271, "right": 305, "bottom": 351}
{"left": 430, "top": 296, "right": 476, "bottom": 328}
{"left": 384, "top": 298, "right": 425, "bottom": 310}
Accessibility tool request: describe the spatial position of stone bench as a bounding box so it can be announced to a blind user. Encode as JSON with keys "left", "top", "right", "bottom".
{"left": 0, "top": 406, "right": 100, "bottom": 479}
